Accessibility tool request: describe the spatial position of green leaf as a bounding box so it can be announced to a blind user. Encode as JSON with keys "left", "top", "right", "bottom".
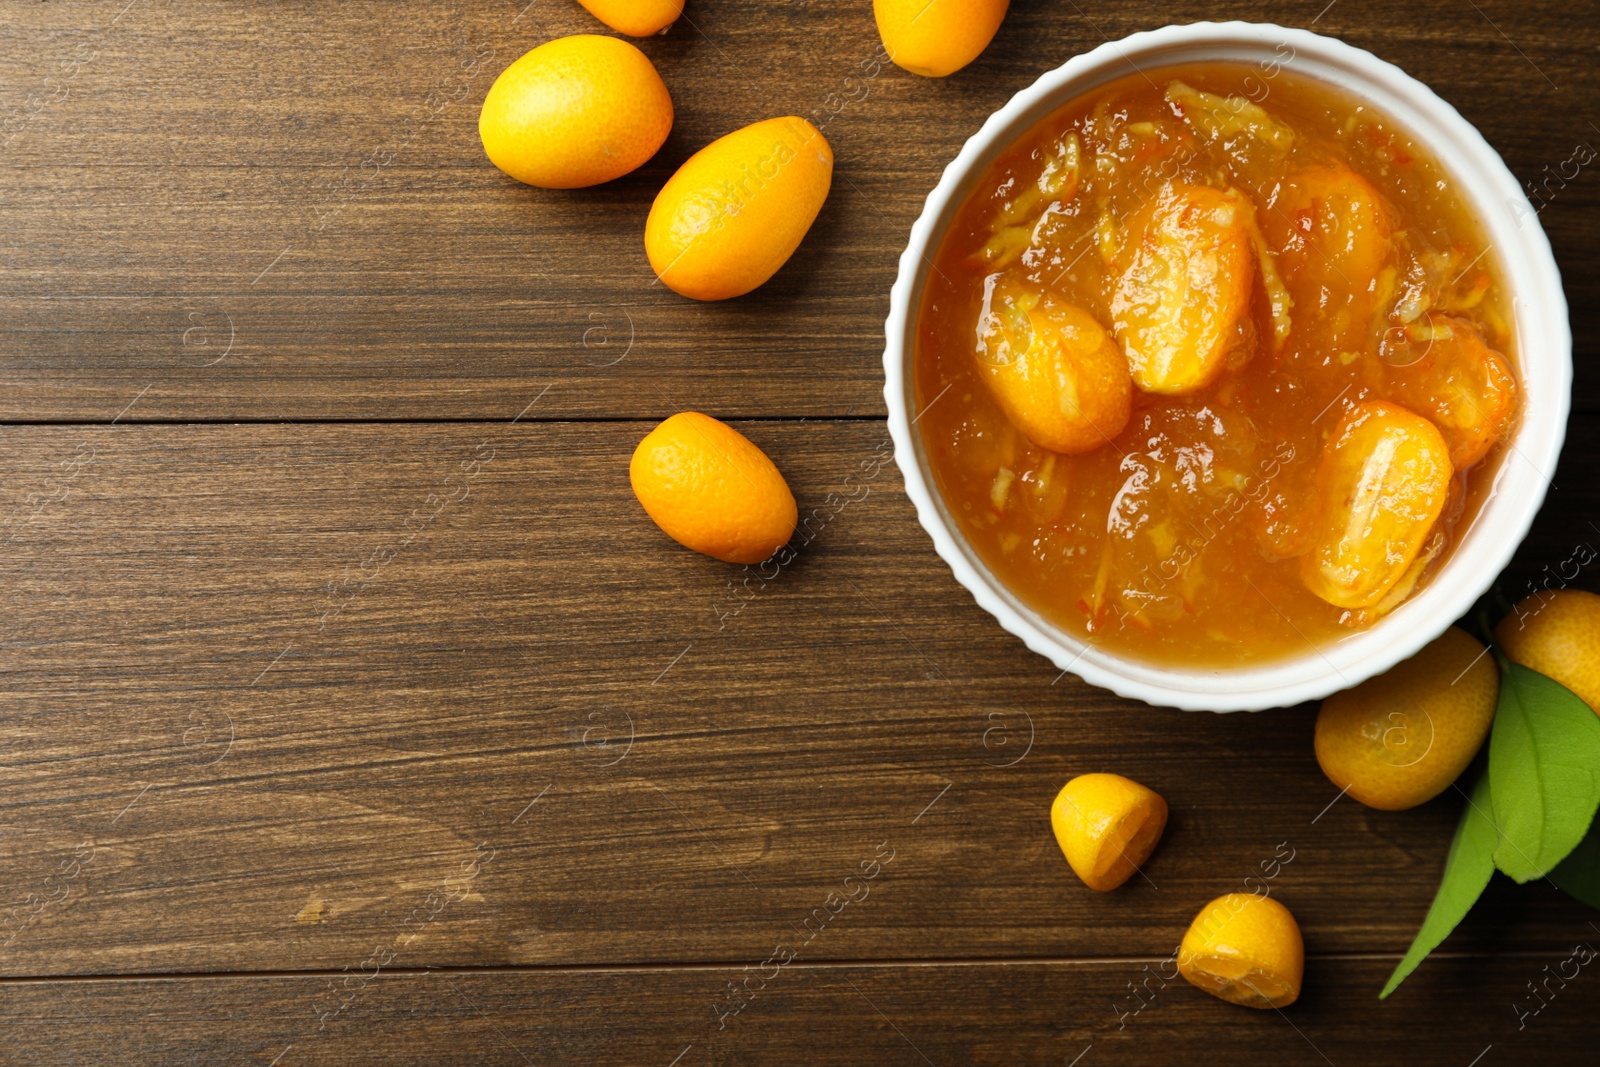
{"left": 1381, "top": 770, "right": 1498, "bottom": 999}
{"left": 1489, "top": 663, "right": 1600, "bottom": 882}
{"left": 1550, "top": 814, "right": 1600, "bottom": 909}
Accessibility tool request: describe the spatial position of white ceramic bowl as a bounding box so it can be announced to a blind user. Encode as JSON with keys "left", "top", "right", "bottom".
{"left": 883, "top": 21, "right": 1570, "bottom": 712}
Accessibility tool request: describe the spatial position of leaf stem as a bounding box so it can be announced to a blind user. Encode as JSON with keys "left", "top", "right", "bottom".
{"left": 1491, "top": 584, "right": 1517, "bottom": 625}
{"left": 1463, "top": 595, "right": 1497, "bottom": 649}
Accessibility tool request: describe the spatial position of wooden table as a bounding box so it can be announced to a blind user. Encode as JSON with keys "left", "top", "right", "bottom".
{"left": 2, "top": 1, "right": 1597, "bottom": 1062}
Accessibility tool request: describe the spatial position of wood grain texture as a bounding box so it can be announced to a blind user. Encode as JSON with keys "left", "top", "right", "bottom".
{"left": 3, "top": 957, "right": 1599, "bottom": 1065}
{"left": 0, "top": 0, "right": 1596, "bottom": 420}
{"left": 1, "top": 420, "right": 1596, "bottom": 982}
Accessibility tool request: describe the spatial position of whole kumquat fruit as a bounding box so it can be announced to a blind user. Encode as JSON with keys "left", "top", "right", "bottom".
{"left": 645, "top": 116, "right": 833, "bottom": 300}
{"left": 1315, "top": 627, "right": 1498, "bottom": 811}
{"left": 479, "top": 35, "right": 672, "bottom": 189}
{"left": 1496, "top": 589, "right": 1600, "bottom": 715}
{"left": 873, "top": 0, "right": 1009, "bottom": 78}
{"left": 630, "top": 412, "right": 798, "bottom": 564}
{"left": 1177, "top": 893, "right": 1305, "bottom": 1009}
{"left": 1050, "top": 773, "right": 1167, "bottom": 891}
{"left": 576, "top": 0, "right": 683, "bottom": 37}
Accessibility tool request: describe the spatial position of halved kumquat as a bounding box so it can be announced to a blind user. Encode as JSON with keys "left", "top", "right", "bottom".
{"left": 1050, "top": 773, "right": 1167, "bottom": 891}
{"left": 1178, "top": 892, "right": 1305, "bottom": 1009}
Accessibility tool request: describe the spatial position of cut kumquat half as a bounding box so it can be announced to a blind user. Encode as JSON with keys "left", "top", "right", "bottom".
{"left": 1177, "top": 892, "right": 1304, "bottom": 1009}
{"left": 1049, "top": 773, "right": 1167, "bottom": 891}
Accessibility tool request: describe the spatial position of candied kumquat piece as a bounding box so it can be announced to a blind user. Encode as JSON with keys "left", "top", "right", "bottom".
{"left": 1267, "top": 163, "right": 1392, "bottom": 284}
{"left": 1263, "top": 163, "right": 1392, "bottom": 338}
{"left": 1050, "top": 773, "right": 1168, "bottom": 891}
{"left": 1178, "top": 893, "right": 1305, "bottom": 1009}
{"left": 1383, "top": 313, "right": 1517, "bottom": 468}
{"left": 975, "top": 273, "right": 1132, "bottom": 453}
{"left": 1112, "top": 183, "right": 1255, "bottom": 396}
{"left": 1301, "top": 401, "right": 1452, "bottom": 610}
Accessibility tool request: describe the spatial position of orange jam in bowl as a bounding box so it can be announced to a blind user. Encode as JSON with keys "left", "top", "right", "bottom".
{"left": 913, "top": 63, "right": 1519, "bottom": 669}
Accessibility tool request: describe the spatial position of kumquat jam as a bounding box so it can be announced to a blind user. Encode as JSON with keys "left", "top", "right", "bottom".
{"left": 914, "top": 65, "right": 1518, "bottom": 667}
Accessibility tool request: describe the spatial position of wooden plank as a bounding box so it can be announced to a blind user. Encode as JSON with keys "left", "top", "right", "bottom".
{"left": 3, "top": 956, "right": 1599, "bottom": 1065}
{"left": 2, "top": 419, "right": 1595, "bottom": 976}
{"left": 1, "top": 0, "right": 1595, "bottom": 420}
